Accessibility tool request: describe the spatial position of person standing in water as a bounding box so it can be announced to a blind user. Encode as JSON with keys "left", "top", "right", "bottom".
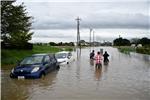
{"left": 95, "top": 51, "right": 103, "bottom": 69}
{"left": 90, "top": 50, "right": 95, "bottom": 60}
{"left": 103, "top": 51, "right": 109, "bottom": 62}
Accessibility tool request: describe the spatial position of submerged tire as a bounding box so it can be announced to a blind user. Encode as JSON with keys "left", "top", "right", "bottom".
{"left": 40, "top": 72, "right": 45, "bottom": 78}
{"left": 10, "top": 73, "right": 15, "bottom": 78}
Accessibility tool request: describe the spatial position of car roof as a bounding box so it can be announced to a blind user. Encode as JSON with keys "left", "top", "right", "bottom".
{"left": 56, "top": 51, "right": 70, "bottom": 54}
{"left": 32, "top": 53, "right": 54, "bottom": 56}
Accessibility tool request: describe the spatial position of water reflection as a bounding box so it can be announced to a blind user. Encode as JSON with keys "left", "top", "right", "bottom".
{"left": 142, "top": 54, "right": 150, "bottom": 62}
{"left": 104, "top": 61, "right": 109, "bottom": 73}
{"left": 76, "top": 48, "right": 81, "bottom": 60}
{"left": 1, "top": 70, "right": 58, "bottom": 100}
{"left": 94, "top": 67, "right": 102, "bottom": 81}
{"left": 2, "top": 47, "right": 150, "bottom": 100}
{"left": 125, "top": 52, "right": 150, "bottom": 62}
{"left": 76, "top": 48, "right": 81, "bottom": 80}
{"left": 104, "top": 61, "right": 109, "bottom": 66}
{"left": 90, "top": 59, "right": 94, "bottom": 66}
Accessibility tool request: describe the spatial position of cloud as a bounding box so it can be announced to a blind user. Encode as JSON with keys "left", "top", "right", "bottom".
{"left": 15, "top": 1, "right": 150, "bottom": 43}
{"left": 21, "top": 2, "right": 149, "bottom": 30}
{"left": 31, "top": 13, "right": 149, "bottom": 29}
{"left": 17, "top": 0, "right": 149, "bottom": 3}
{"left": 32, "top": 19, "right": 75, "bottom": 30}
{"left": 34, "top": 33, "right": 74, "bottom": 38}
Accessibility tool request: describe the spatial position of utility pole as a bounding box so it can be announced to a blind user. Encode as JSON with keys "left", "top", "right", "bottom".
{"left": 93, "top": 30, "right": 95, "bottom": 46}
{"left": 119, "top": 34, "right": 121, "bottom": 47}
{"left": 76, "top": 17, "right": 81, "bottom": 47}
{"left": 89, "top": 28, "right": 92, "bottom": 47}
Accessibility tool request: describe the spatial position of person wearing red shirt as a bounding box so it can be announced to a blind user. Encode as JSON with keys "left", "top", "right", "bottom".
{"left": 95, "top": 51, "right": 103, "bottom": 69}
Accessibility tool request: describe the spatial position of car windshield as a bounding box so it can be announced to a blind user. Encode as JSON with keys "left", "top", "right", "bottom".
{"left": 55, "top": 53, "right": 67, "bottom": 59}
{"left": 20, "top": 55, "right": 44, "bottom": 65}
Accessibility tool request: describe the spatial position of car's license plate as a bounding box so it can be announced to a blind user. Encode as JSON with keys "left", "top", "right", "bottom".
{"left": 18, "top": 76, "right": 25, "bottom": 79}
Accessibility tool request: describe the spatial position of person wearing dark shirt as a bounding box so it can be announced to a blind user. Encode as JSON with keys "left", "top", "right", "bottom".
{"left": 103, "top": 51, "right": 109, "bottom": 62}
{"left": 90, "top": 50, "right": 95, "bottom": 59}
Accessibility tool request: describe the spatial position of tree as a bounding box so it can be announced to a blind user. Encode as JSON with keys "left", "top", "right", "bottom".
{"left": 58, "top": 42, "right": 63, "bottom": 46}
{"left": 1, "top": 1, "right": 33, "bottom": 48}
{"left": 1, "top": 1, "right": 14, "bottom": 42}
{"left": 113, "top": 37, "right": 130, "bottom": 46}
{"left": 68, "top": 42, "right": 74, "bottom": 46}
{"left": 139, "top": 37, "right": 150, "bottom": 46}
{"left": 49, "top": 42, "right": 57, "bottom": 46}
{"left": 123, "top": 39, "right": 131, "bottom": 46}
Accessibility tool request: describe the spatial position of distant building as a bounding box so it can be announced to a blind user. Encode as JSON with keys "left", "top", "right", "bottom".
{"left": 137, "top": 44, "right": 142, "bottom": 47}
{"left": 74, "top": 42, "right": 77, "bottom": 46}
{"left": 79, "top": 40, "right": 89, "bottom": 46}
{"left": 131, "top": 44, "right": 136, "bottom": 47}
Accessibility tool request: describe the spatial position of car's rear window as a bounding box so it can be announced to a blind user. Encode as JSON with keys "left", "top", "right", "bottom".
{"left": 55, "top": 53, "right": 67, "bottom": 59}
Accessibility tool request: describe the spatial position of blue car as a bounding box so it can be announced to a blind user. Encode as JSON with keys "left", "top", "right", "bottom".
{"left": 10, "top": 54, "right": 60, "bottom": 79}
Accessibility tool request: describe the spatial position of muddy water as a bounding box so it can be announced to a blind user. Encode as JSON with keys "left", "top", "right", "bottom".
{"left": 1, "top": 47, "right": 150, "bottom": 100}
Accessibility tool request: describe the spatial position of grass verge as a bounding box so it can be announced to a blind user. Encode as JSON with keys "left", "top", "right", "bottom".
{"left": 136, "top": 47, "right": 150, "bottom": 55}
{"left": 1, "top": 45, "right": 74, "bottom": 66}
{"left": 117, "top": 46, "right": 136, "bottom": 54}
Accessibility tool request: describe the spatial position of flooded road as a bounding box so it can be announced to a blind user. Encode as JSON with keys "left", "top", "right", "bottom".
{"left": 1, "top": 47, "right": 150, "bottom": 100}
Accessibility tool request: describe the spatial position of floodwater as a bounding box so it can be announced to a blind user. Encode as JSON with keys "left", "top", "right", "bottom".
{"left": 1, "top": 47, "right": 150, "bottom": 100}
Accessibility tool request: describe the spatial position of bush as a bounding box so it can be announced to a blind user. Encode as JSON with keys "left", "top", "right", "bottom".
{"left": 136, "top": 47, "right": 150, "bottom": 55}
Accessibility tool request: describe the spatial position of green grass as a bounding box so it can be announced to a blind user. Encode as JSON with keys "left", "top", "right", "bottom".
{"left": 2, "top": 49, "right": 33, "bottom": 66}
{"left": 33, "top": 45, "right": 62, "bottom": 53}
{"left": 117, "top": 46, "right": 136, "bottom": 54}
{"left": 1, "top": 45, "right": 73, "bottom": 66}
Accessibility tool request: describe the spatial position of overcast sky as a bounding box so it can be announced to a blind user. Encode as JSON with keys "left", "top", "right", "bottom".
{"left": 16, "top": 0, "right": 150, "bottom": 43}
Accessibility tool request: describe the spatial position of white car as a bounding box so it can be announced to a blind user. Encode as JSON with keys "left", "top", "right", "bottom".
{"left": 55, "top": 51, "right": 74, "bottom": 65}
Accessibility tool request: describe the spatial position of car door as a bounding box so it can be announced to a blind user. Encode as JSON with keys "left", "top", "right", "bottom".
{"left": 68, "top": 52, "right": 72, "bottom": 62}
{"left": 50, "top": 55, "right": 57, "bottom": 70}
{"left": 43, "top": 55, "right": 51, "bottom": 73}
